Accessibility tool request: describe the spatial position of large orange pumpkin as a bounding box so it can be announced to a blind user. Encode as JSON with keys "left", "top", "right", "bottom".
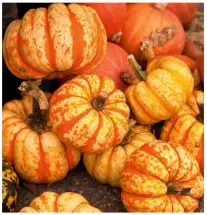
{"left": 49, "top": 74, "right": 130, "bottom": 153}
{"left": 166, "top": 3, "right": 198, "bottom": 27}
{"left": 2, "top": 81, "right": 81, "bottom": 183}
{"left": 3, "top": 3, "right": 107, "bottom": 80}
{"left": 120, "top": 141, "right": 204, "bottom": 212}
{"left": 120, "top": 3, "right": 185, "bottom": 61}
{"left": 160, "top": 105, "right": 204, "bottom": 175}
{"left": 20, "top": 192, "right": 101, "bottom": 212}
{"left": 125, "top": 56, "right": 194, "bottom": 125}
{"left": 81, "top": 3, "right": 126, "bottom": 41}
{"left": 84, "top": 124, "right": 156, "bottom": 187}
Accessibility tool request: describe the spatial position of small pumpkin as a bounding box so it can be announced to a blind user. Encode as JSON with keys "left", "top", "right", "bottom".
{"left": 2, "top": 159, "right": 19, "bottom": 212}
{"left": 59, "top": 42, "right": 136, "bottom": 91}
{"left": 120, "top": 141, "right": 204, "bottom": 212}
{"left": 2, "top": 80, "right": 81, "bottom": 183}
{"left": 166, "top": 3, "right": 198, "bottom": 27}
{"left": 49, "top": 74, "right": 130, "bottom": 153}
{"left": 160, "top": 101, "right": 204, "bottom": 175}
{"left": 84, "top": 123, "right": 156, "bottom": 187}
{"left": 125, "top": 56, "right": 194, "bottom": 125}
{"left": 20, "top": 191, "right": 101, "bottom": 212}
{"left": 120, "top": 3, "right": 185, "bottom": 61}
{"left": 81, "top": 3, "right": 126, "bottom": 42}
{"left": 3, "top": 3, "right": 107, "bottom": 79}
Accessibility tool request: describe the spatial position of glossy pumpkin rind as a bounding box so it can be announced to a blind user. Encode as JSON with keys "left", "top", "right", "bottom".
{"left": 125, "top": 57, "right": 194, "bottom": 125}
{"left": 3, "top": 3, "right": 107, "bottom": 80}
{"left": 20, "top": 192, "right": 101, "bottom": 212}
{"left": 83, "top": 125, "right": 156, "bottom": 187}
{"left": 2, "top": 159, "right": 19, "bottom": 212}
{"left": 49, "top": 74, "right": 130, "bottom": 153}
{"left": 120, "top": 141, "right": 204, "bottom": 212}
{"left": 2, "top": 94, "right": 81, "bottom": 184}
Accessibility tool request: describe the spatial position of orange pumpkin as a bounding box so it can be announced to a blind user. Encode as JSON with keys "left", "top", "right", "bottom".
{"left": 49, "top": 74, "right": 130, "bottom": 153}
{"left": 81, "top": 3, "right": 126, "bottom": 41}
{"left": 2, "top": 81, "right": 81, "bottom": 183}
{"left": 20, "top": 192, "right": 101, "bottom": 212}
{"left": 166, "top": 3, "right": 198, "bottom": 27}
{"left": 160, "top": 102, "right": 204, "bottom": 175}
{"left": 120, "top": 141, "right": 204, "bottom": 212}
{"left": 83, "top": 124, "right": 156, "bottom": 187}
{"left": 3, "top": 3, "right": 107, "bottom": 80}
{"left": 125, "top": 56, "right": 194, "bottom": 125}
{"left": 120, "top": 3, "right": 185, "bottom": 61}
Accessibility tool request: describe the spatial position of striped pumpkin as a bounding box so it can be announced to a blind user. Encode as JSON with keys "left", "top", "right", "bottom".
{"left": 49, "top": 74, "right": 130, "bottom": 153}
{"left": 20, "top": 192, "right": 101, "bottom": 212}
{"left": 3, "top": 3, "right": 107, "bottom": 79}
{"left": 2, "top": 93, "right": 81, "bottom": 183}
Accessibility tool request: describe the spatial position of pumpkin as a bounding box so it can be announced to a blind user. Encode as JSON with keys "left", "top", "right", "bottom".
{"left": 120, "top": 3, "right": 185, "bottom": 61}
{"left": 2, "top": 159, "right": 19, "bottom": 212}
{"left": 83, "top": 123, "right": 156, "bottom": 187}
{"left": 3, "top": 3, "right": 107, "bottom": 80}
{"left": 160, "top": 103, "right": 204, "bottom": 175}
{"left": 49, "top": 74, "right": 130, "bottom": 153}
{"left": 59, "top": 42, "right": 136, "bottom": 91}
{"left": 2, "top": 80, "right": 81, "bottom": 183}
{"left": 147, "top": 54, "right": 200, "bottom": 86}
{"left": 19, "top": 191, "right": 101, "bottom": 212}
{"left": 166, "top": 3, "right": 198, "bottom": 27}
{"left": 199, "top": 53, "right": 204, "bottom": 84}
{"left": 81, "top": 3, "right": 126, "bottom": 42}
{"left": 125, "top": 56, "right": 194, "bottom": 125}
{"left": 120, "top": 140, "right": 204, "bottom": 212}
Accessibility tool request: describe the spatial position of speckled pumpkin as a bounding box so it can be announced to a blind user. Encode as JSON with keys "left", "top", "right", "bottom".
{"left": 2, "top": 159, "right": 19, "bottom": 212}
{"left": 83, "top": 124, "right": 156, "bottom": 187}
{"left": 49, "top": 74, "right": 130, "bottom": 153}
{"left": 160, "top": 103, "right": 204, "bottom": 175}
{"left": 19, "top": 192, "right": 101, "bottom": 212}
{"left": 2, "top": 92, "right": 81, "bottom": 183}
{"left": 125, "top": 56, "right": 194, "bottom": 125}
{"left": 120, "top": 141, "right": 204, "bottom": 212}
{"left": 3, "top": 3, "right": 107, "bottom": 80}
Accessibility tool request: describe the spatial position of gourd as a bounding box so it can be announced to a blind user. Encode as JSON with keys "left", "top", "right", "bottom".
{"left": 20, "top": 192, "right": 101, "bottom": 212}
{"left": 120, "top": 141, "right": 204, "bottom": 212}
{"left": 49, "top": 74, "right": 130, "bottom": 153}
{"left": 3, "top": 3, "right": 107, "bottom": 79}
{"left": 84, "top": 123, "right": 156, "bottom": 187}
{"left": 2, "top": 80, "right": 81, "bottom": 183}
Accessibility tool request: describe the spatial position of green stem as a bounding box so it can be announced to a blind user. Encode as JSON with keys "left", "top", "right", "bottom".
{"left": 128, "top": 55, "right": 146, "bottom": 81}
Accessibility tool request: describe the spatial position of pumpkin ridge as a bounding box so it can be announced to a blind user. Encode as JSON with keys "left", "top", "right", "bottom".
{"left": 104, "top": 107, "right": 129, "bottom": 120}
{"left": 79, "top": 76, "right": 93, "bottom": 96}
{"left": 65, "top": 145, "right": 75, "bottom": 170}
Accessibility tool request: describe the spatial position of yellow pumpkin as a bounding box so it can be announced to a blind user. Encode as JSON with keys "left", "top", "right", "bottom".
{"left": 49, "top": 74, "right": 130, "bottom": 153}
{"left": 125, "top": 56, "right": 194, "bottom": 125}
{"left": 83, "top": 124, "right": 156, "bottom": 187}
{"left": 120, "top": 141, "right": 204, "bottom": 212}
{"left": 20, "top": 192, "right": 101, "bottom": 212}
{"left": 2, "top": 81, "right": 81, "bottom": 183}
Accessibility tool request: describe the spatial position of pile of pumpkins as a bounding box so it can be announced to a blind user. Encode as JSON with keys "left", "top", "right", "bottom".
{"left": 2, "top": 3, "right": 204, "bottom": 213}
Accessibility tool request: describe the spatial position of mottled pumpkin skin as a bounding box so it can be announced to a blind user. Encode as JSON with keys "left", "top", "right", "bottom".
{"left": 125, "top": 57, "right": 194, "bottom": 125}
{"left": 3, "top": 3, "right": 107, "bottom": 80}
{"left": 2, "top": 159, "right": 19, "bottom": 212}
{"left": 2, "top": 94, "right": 81, "bottom": 184}
{"left": 83, "top": 125, "right": 156, "bottom": 187}
{"left": 20, "top": 192, "right": 101, "bottom": 212}
{"left": 49, "top": 74, "right": 130, "bottom": 153}
{"left": 160, "top": 105, "right": 204, "bottom": 175}
{"left": 120, "top": 141, "right": 204, "bottom": 212}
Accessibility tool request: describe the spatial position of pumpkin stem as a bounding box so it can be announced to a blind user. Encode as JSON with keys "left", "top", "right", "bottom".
{"left": 110, "top": 32, "right": 122, "bottom": 43}
{"left": 120, "top": 71, "right": 134, "bottom": 85}
{"left": 128, "top": 55, "right": 146, "bottom": 81}
{"left": 18, "top": 79, "right": 49, "bottom": 133}
{"left": 153, "top": 3, "right": 168, "bottom": 11}
{"left": 167, "top": 182, "right": 191, "bottom": 196}
{"left": 91, "top": 92, "right": 107, "bottom": 111}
